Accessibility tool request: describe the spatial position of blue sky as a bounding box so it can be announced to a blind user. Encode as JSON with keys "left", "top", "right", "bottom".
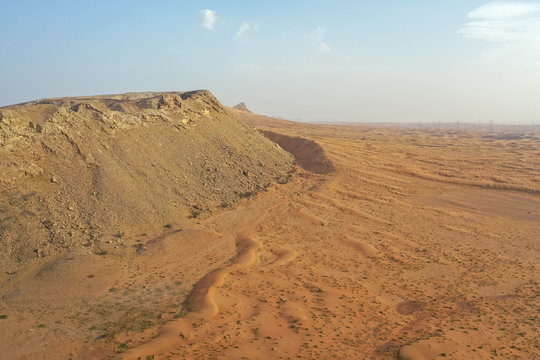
{"left": 1, "top": 1, "right": 539, "bottom": 123}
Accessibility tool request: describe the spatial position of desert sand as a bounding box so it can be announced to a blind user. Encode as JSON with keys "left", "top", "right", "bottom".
{"left": 0, "top": 95, "right": 539, "bottom": 359}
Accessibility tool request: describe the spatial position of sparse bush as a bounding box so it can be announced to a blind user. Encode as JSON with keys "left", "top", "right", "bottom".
{"left": 218, "top": 201, "right": 230, "bottom": 208}
{"left": 239, "top": 191, "right": 255, "bottom": 199}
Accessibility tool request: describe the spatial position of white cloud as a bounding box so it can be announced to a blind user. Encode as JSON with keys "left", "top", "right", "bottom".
{"left": 458, "top": 1, "right": 540, "bottom": 43}
{"left": 236, "top": 22, "right": 258, "bottom": 38}
{"left": 306, "top": 26, "right": 331, "bottom": 52}
{"left": 468, "top": 1, "right": 540, "bottom": 20}
{"left": 319, "top": 41, "right": 331, "bottom": 52}
{"left": 200, "top": 9, "right": 216, "bottom": 30}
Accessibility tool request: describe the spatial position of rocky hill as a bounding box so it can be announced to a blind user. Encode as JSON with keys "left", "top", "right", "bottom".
{"left": 0, "top": 91, "right": 294, "bottom": 268}
{"left": 232, "top": 102, "right": 252, "bottom": 113}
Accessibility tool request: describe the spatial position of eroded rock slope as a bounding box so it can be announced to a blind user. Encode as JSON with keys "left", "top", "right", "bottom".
{"left": 0, "top": 91, "right": 294, "bottom": 267}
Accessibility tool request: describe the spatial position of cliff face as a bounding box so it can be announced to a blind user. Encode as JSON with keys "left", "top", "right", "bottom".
{"left": 0, "top": 91, "right": 294, "bottom": 265}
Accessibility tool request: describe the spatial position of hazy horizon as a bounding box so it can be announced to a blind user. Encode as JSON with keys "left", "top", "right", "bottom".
{"left": 1, "top": 1, "right": 539, "bottom": 124}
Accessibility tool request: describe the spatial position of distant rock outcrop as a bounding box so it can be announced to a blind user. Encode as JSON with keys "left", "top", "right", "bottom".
{"left": 233, "top": 102, "right": 252, "bottom": 113}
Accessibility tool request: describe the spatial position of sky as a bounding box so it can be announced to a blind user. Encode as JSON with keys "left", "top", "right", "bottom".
{"left": 1, "top": 1, "right": 539, "bottom": 123}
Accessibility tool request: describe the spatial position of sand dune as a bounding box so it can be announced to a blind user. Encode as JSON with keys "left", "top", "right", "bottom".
{"left": 266, "top": 247, "right": 298, "bottom": 267}
{"left": 122, "top": 234, "right": 261, "bottom": 359}
{"left": 341, "top": 235, "right": 380, "bottom": 258}
{"left": 0, "top": 103, "right": 538, "bottom": 359}
{"left": 113, "top": 114, "right": 538, "bottom": 359}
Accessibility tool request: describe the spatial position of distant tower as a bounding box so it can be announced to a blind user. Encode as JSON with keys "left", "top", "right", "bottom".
{"left": 489, "top": 120, "right": 494, "bottom": 132}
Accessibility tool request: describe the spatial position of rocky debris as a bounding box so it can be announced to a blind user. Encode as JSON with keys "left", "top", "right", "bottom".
{"left": 233, "top": 102, "right": 252, "bottom": 113}
{"left": 0, "top": 90, "right": 294, "bottom": 268}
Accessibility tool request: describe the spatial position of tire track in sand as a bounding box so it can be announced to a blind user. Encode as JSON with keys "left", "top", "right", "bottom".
{"left": 121, "top": 233, "right": 261, "bottom": 360}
